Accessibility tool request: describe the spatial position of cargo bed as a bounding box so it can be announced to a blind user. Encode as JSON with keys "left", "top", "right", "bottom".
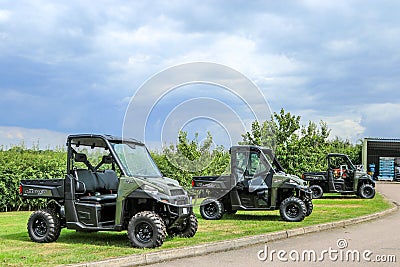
{"left": 20, "top": 178, "right": 64, "bottom": 199}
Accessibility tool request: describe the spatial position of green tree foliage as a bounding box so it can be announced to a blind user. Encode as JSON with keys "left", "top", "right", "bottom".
{"left": 240, "top": 108, "right": 361, "bottom": 176}
{"left": 151, "top": 131, "right": 230, "bottom": 188}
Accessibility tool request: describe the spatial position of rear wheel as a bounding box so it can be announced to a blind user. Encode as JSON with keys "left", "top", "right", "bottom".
{"left": 279, "top": 197, "right": 307, "bottom": 222}
{"left": 359, "top": 184, "right": 375, "bottom": 199}
{"left": 310, "top": 184, "right": 324, "bottom": 199}
{"left": 127, "top": 211, "right": 166, "bottom": 248}
{"left": 200, "top": 199, "right": 224, "bottom": 220}
{"left": 27, "top": 209, "right": 61, "bottom": 243}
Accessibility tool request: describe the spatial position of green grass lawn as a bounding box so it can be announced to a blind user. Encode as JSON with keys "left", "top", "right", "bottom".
{"left": 0, "top": 193, "right": 393, "bottom": 266}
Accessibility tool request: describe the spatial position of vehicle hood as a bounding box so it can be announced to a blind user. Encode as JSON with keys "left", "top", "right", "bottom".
{"left": 139, "top": 176, "right": 187, "bottom": 196}
{"left": 149, "top": 176, "right": 180, "bottom": 187}
{"left": 276, "top": 172, "right": 308, "bottom": 186}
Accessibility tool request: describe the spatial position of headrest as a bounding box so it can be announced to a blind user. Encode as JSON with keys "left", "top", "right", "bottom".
{"left": 102, "top": 155, "right": 113, "bottom": 164}
{"left": 75, "top": 153, "right": 88, "bottom": 163}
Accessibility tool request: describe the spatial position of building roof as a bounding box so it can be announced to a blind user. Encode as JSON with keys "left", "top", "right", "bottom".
{"left": 364, "top": 138, "right": 400, "bottom": 143}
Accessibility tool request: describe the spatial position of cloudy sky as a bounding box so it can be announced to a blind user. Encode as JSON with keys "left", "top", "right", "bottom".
{"left": 0, "top": 0, "right": 399, "bottom": 149}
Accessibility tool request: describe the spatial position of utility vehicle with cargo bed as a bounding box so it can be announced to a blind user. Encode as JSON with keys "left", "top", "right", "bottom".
{"left": 302, "top": 153, "right": 375, "bottom": 199}
{"left": 19, "top": 134, "right": 197, "bottom": 248}
{"left": 192, "top": 146, "right": 313, "bottom": 222}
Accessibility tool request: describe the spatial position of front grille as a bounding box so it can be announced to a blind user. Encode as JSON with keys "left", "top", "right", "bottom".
{"left": 170, "top": 189, "right": 185, "bottom": 196}
{"left": 175, "top": 199, "right": 187, "bottom": 205}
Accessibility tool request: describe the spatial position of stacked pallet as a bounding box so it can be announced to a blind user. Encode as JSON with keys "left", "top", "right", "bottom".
{"left": 378, "top": 157, "right": 394, "bottom": 181}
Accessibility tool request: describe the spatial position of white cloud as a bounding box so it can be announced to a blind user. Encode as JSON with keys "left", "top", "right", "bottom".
{"left": 0, "top": 9, "right": 11, "bottom": 22}
{"left": 361, "top": 103, "right": 400, "bottom": 122}
{"left": 297, "top": 109, "right": 366, "bottom": 142}
{"left": 325, "top": 39, "right": 362, "bottom": 55}
{"left": 327, "top": 118, "right": 365, "bottom": 141}
{"left": 300, "top": 0, "right": 351, "bottom": 13}
{"left": 0, "top": 126, "right": 67, "bottom": 149}
{"left": 359, "top": 103, "right": 400, "bottom": 138}
{"left": 1, "top": 0, "right": 400, "bottom": 147}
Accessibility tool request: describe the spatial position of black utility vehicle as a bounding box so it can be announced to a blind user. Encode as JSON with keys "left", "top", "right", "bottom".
{"left": 302, "top": 153, "right": 375, "bottom": 199}
{"left": 192, "top": 146, "right": 313, "bottom": 222}
{"left": 20, "top": 134, "right": 197, "bottom": 248}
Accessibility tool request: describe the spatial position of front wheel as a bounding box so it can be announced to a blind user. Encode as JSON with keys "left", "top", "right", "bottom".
{"left": 359, "top": 184, "right": 375, "bottom": 199}
{"left": 309, "top": 184, "right": 324, "bottom": 199}
{"left": 167, "top": 213, "right": 198, "bottom": 238}
{"left": 27, "top": 209, "right": 61, "bottom": 243}
{"left": 304, "top": 198, "right": 313, "bottom": 216}
{"left": 127, "top": 211, "right": 166, "bottom": 248}
{"left": 200, "top": 199, "right": 224, "bottom": 220}
{"left": 279, "top": 197, "right": 307, "bottom": 222}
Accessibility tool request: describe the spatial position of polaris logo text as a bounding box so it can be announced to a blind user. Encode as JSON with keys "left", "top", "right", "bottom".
{"left": 24, "top": 189, "right": 48, "bottom": 195}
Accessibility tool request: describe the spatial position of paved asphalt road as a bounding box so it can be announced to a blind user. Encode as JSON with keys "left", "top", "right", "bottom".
{"left": 146, "top": 183, "right": 400, "bottom": 267}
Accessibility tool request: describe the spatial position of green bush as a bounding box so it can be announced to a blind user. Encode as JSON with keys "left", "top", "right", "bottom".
{"left": 0, "top": 146, "right": 66, "bottom": 211}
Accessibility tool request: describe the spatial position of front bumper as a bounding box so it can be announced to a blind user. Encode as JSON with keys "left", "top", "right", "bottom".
{"left": 299, "top": 186, "right": 313, "bottom": 199}
{"left": 162, "top": 202, "right": 192, "bottom": 228}
{"left": 167, "top": 203, "right": 192, "bottom": 217}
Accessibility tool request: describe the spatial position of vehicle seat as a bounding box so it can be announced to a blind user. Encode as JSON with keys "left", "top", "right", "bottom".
{"left": 97, "top": 170, "right": 119, "bottom": 192}
{"left": 75, "top": 169, "right": 118, "bottom": 203}
{"left": 76, "top": 169, "right": 98, "bottom": 193}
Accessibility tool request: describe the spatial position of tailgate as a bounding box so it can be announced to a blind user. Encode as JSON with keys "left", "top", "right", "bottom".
{"left": 192, "top": 175, "right": 230, "bottom": 189}
{"left": 20, "top": 179, "right": 64, "bottom": 199}
{"left": 302, "top": 172, "right": 327, "bottom": 181}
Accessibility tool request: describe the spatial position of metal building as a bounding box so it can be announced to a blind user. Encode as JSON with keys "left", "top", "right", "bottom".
{"left": 362, "top": 138, "right": 400, "bottom": 181}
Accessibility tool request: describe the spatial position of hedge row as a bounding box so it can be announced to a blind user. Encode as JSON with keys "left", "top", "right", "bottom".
{"left": 0, "top": 132, "right": 228, "bottom": 211}
{"left": 0, "top": 147, "right": 66, "bottom": 211}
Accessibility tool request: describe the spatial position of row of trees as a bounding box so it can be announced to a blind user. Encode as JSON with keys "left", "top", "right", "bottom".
{"left": 151, "top": 132, "right": 230, "bottom": 188}
{"left": 151, "top": 108, "right": 361, "bottom": 183}
{"left": 240, "top": 108, "right": 361, "bottom": 175}
{"left": 0, "top": 108, "right": 361, "bottom": 211}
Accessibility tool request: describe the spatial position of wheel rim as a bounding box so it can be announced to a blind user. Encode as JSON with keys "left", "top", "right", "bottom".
{"left": 311, "top": 188, "right": 320, "bottom": 198}
{"left": 363, "top": 187, "right": 373, "bottom": 197}
{"left": 286, "top": 203, "right": 300, "bottom": 218}
{"left": 33, "top": 218, "right": 47, "bottom": 238}
{"left": 135, "top": 222, "right": 153, "bottom": 243}
{"left": 204, "top": 203, "right": 217, "bottom": 217}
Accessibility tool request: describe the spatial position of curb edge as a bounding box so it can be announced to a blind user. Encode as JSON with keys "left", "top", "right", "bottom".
{"left": 66, "top": 201, "right": 398, "bottom": 267}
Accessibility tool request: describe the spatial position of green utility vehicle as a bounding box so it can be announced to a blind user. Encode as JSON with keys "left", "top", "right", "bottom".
{"left": 192, "top": 146, "right": 313, "bottom": 222}
{"left": 302, "top": 153, "right": 376, "bottom": 199}
{"left": 19, "top": 134, "right": 197, "bottom": 248}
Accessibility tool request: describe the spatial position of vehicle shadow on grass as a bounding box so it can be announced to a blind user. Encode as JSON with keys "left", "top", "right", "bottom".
{"left": 222, "top": 214, "right": 281, "bottom": 221}
{"left": 1, "top": 231, "right": 29, "bottom": 242}
{"left": 4, "top": 233, "right": 183, "bottom": 250}
{"left": 1, "top": 230, "right": 132, "bottom": 248}
{"left": 319, "top": 195, "right": 359, "bottom": 199}
{"left": 3, "top": 229, "right": 188, "bottom": 248}
{"left": 57, "top": 230, "right": 131, "bottom": 247}
{"left": 57, "top": 230, "right": 181, "bottom": 247}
